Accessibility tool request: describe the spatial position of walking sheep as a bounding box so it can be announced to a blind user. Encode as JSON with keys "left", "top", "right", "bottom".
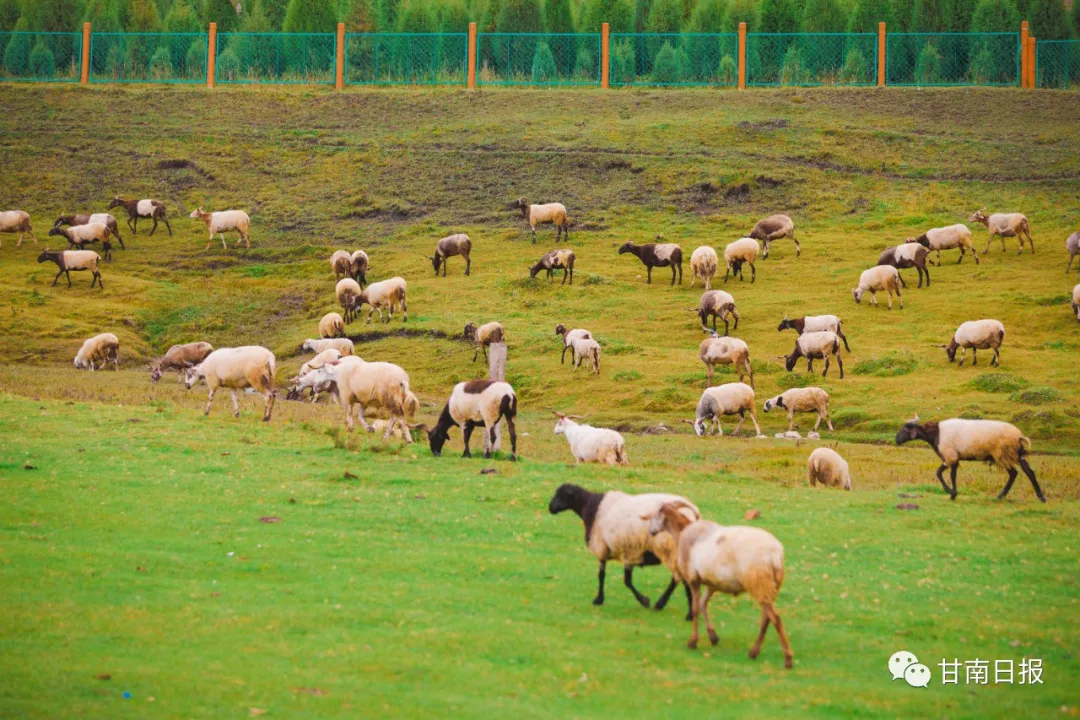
{"left": 689, "top": 246, "right": 718, "bottom": 289}
{"left": 781, "top": 331, "right": 844, "bottom": 378}
{"left": 970, "top": 210, "right": 1034, "bottom": 255}
{"left": 351, "top": 250, "right": 369, "bottom": 287}
{"left": 569, "top": 337, "right": 601, "bottom": 374}
{"left": 691, "top": 383, "right": 763, "bottom": 437}
{"left": 1066, "top": 232, "right": 1079, "bottom": 274}
{"left": 109, "top": 197, "right": 172, "bottom": 236}
{"left": 54, "top": 213, "right": 125, "bottom": 250}
{"left": 37, "top": 249, "right": 103, "bottom": 288}
{"left": 48, "top": 224, "right": 115, "bottom": 262}
{"left": 463, "top": 321, "right": 504, "bottom": 362}
{"left": 330, "top": 250, "right": 354, "bottom": 282}
{"left": 555, "top": 324, "right": 593, "bottom": 364}
{"left": 699, "top": 333, "right": 753, "bottom": 387}
{"left": 319, "top": 312, "right": 346, "bottom": 339}
{"left": 618, "top": 240, "right": 683, "bottom": 286}
{"left": 692, "top": 290, "right": 740, "bottom": 336}
{"left": 513, "top": 198, "right": 569, "bottom": 243}
{"left": 74, "top": 333, "right": 120, "bottom": 371}
{"left": 530, "top": 249, "right": 575, "bottom": 285}
{"left": 553, "top": 412, "right": 628, "bottom": 465}
{"left": 748, "top": 214, "right": 799, "bottom": 258}
{"left": 895, "top": 417, "right": 1045, "bottom": 502}
{"left": 763, "top": 388, "right": 834, "bottom": 433}
{"left": 1073, "top": 284, "right": 1080, "bottom": 323}
{"left": 429, "top": 234, "right": 472, "bottom": 276}
{"left": 189, "top": 208, "right": 250, "bottom": 250}
{"left": 427, "top": 379, "right": 518, "bottom": 460}
{"left": 184, "top": 346, "right": 277, "bottom": 422}
{"left": 355, "top": 276, "right": 408, "bottom": 323}
{"left": 150, "top": 341, "right": 214, "bottom": 382}
{"left": 807, "top": 447, "right": 852, "bottom": 490}
{"left": 852, "top": 266, "right": 903, "bottom": 309}
{"left": 723, "top": 238, "right": 760, "bottom": 283}
{"left": 285, "top": 349, "right": 343, "bottom": 403}
{"left": 777, "top": 314, "right": 850, "bottom": 352}
{"left": 548, "top": 483, "right": 700, "bottom": 616}
{"left": 906, "top": 224, "right": 979, "bottom": 265}
{"left": 329, "top": 357, "right": 412, "bottom": 440}
{"left": 878, "top": 243, "right": 930, "bottom": 288}
{"left": 0, "top": 210, "right": 35, "bottom": 247}
{"left": 336, "top": 278, "right": 363, "bottom": 324}
{"left": 936, "top": 319, "right": 1005, "bottom": 367}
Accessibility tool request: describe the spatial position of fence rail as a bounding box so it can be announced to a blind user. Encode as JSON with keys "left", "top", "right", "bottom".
{"left": 886, "top": 32, "right": 1020, "bottom": 86}
{"left": 476, "top": 33, "right": 601, "bottom": 86}
{"left": 346, "top": 33, "right": 467, "bottom": 85}
{"left": 1036, "top": 39, "right": 1080, "bottom": 89}
{"left": 0, "top": 31, "right": 82, "bottom": 82}
{"left": 610, "top": 33, "right": 738, "bottom": 86}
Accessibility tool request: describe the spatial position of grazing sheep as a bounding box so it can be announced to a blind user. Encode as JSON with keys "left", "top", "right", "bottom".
{"left": 427, "top": 379, "right": 518, "bottom": 460}
{"left": 336, "top": 278, "right": 363, "bottom": 324}
{"left": 777, "top": 315, "right": 850, "bottom": 352}
{"left": 54, "top": 213, "right": 125, "bottom": 250}
{"left": 355, "top": 276, "right": 408, "bottom": 324}
{"left": 464, "top": 321, "right": 505, "bottom": 363}
{"left": 569, "top": 337, "right": 601, "bottom": 374}
{"left": 749, "top": 214, "right": 799, "bottom": 258}
{"left": 618, "top": 240, "right": 683, "bottom": 286}
{"left": 188, "top": 208, "right": 250, "bottom": 250}
{"left": 763, "top": 388, "right": 833, "bottom": 433}
{"left": 37, "top": 249, "right": 103, "bottom": 288}
{"left": 184, "top": 346, "right": 277, "bottom": 422}
{"left": 285, "top": 349, "right": 343, "bottom": 403}
{"left": 1066, "top": 232, "right": 1079, "bottom": 274}
{"left": 807, "top": 447, "right": 851, "bottom": 490}
{"left": 692, "top": 383, "right": 763, "bottom": 437}
{"left": 692, "top": 290, "right": 740, "bottom": 336}
{"left": 530, "top": 249, "right": 575, "bottom": 285}
{"left": 351, "top": 250, "right": 369, "bottom": 287}
{"left": 553, "top": 412, "right": 627, "bottom": 465}
{"left": 429, "top": 234, "right": 472, "bottom": 276}
{"left": 646, "top": 502, "right": 793, "bottom": 668}
{"left": 150, "top": 341, "right": 214, "bottom": 382}
{"left": 109, "top": 197, "right": 171, "bottom": 236}
{"left": 781, "top": 331, "right": 844, "bottom": 379}
{"left": 0, "top": 210, "right": 35, "bottom": 247}
{"left": 74, "top": 332, "right": 120, "bottom": 371}
{"left": 301, "top": 337, "right": 354, "bottom": 356}
{"left": 895, "top": 417, "right": 1045, "bottom": 502}
{"left": 300, "top": 348, "right": 343, "bottom": 378}
{"left": 1073, "top": 284, "right": 1080, "bottom": 323}
{"left": 514, "top": 198, "right": 569, "bottom": 243}
{"left": 47, "top": 223, "right": 115, "bottom": 262}
{"left": 723, "top": 238, "right": 760, "bottom": 284}
{"left": 878, "top": 243, "right": 930, "bottom": 288}
{"left": 936, "top": 319, "right": 1005, "bottom": 367}
{"left": 970, "top": 210, "right": 1034, "bottom": 255}
{"left": 699, "top": 334, "right": 753, "bottom": 387}
{"left": 555, "top": 324, "right": 593, "bottom": 364}
{"left": 330, "top": 250, "right": 354, "bottom": 281}
{"left": 308, "top": 357, "right": 412, "bottom": 439}
{"left": 852, "top": 265, "right": 903, "bottom": 309}
{"left": 548, "top": 483, "right": 700, "bottom": 615}
{"left": 689, "top": 246, "right": 719, "bottom": 289}
{"left": 907, "top": 224, "right": 979, "bottom": 265}
{"left": 319, "top": 312, "right": 346, "bottom": 339}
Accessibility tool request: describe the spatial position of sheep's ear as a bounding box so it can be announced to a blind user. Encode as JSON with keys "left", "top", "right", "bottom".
{"left": 912, "top": 413, "right": 920, "bottom": 421}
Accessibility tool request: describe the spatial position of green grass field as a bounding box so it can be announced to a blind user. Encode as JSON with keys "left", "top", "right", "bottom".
{"left": 1, "top": 84, "right": 1078, "bottom": 718}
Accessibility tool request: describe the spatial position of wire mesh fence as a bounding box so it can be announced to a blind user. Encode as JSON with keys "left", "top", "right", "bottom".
{"left": 215, "top": 32, "right": 336, "bottom": 84}
{"left": 886, "top": 32, "right": 1019, "bottom": 86}
{"left": 746, "top": 33, "right": 877, "bottom": 86}
{"left": 345, "top": 33, "right": 467, "bottom": 85}
{"left": 609, "top": 33, "right": 738, "bottom": 86}
{"left": 90, "top": 32, "right": 207, "bottom": 83}
{"left": 0, "top": 31, "right": 82, "bottom": 82}
{"left": 476, "top": 33, "right": 601, "bottom": 85}
{"left": 1036, "top": 40, "right": 1080, "bottom": 89}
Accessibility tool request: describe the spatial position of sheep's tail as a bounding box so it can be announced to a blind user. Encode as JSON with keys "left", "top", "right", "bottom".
{"left": 616, "top": 443, "right": 629, "bottom": 465}
{"left": 744, "top": 548, "right": 785, "bottom": 605}
{"left": 1019, "top": 435, "right": 1032, "bottom": 454}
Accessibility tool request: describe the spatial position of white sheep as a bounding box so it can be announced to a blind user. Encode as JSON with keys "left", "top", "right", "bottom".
{"left": 427, "top": 379, "right": 518, "bottom": 460}
{"left": 1073, "top": 283, "right": 1080, "bottom": 323}
{"left": 319, "top": 312, "right": 346, "bottom": 339}
{"left": 852, "top": 265, "right": 903, "bottom": 309}
{"left": 74, "top": 332, "right": 120, "bottom": 371}
{"left": 646, "top": 502, "right": 793, "bottom": 668}
{"left": 748, "top": 214, "right": 799, "bottom": 258}
{"left": 548, "top": 483, "right": 700, "bottom": 614}
{"left": 302, "top": 337, "right": 354, "bottom": 356}
{"left": 781, "top": 330, "right": 844, "bottom": 378}
{"left": 763, "top": 387, "right": 833, "bottom": 433}
{"left": 777, "top": 314, "right": 851, "bottom": 352}
{"left": 723, "top": 238, "right": 760, "bottom": 283}
{"left": 569, "top": 337, "right": 601, "bottom": 374}
{"left": 689, "top": 246, "right": 719, "bottom": 289}
{"left": 0, "top": 210, "right": 35, "bottom": 247}
{"left": 906, "top": 224, "right": 979, "bottom": 265}
{"left": 1065, "top": 232, "right": 1079, "bottom": 274}
{"left": 937, "top": 319, "right": 1005, "bottom": 367}
{"left": 336, "top": 278, "right": 363, "bottom": 324}
{"left": 355, "top": 276, "right": 408, "bottom": 324}
{"left": 330, "top": 250, "right": 353, "bottom": 281}
{"left": 691, "top": 382, "right": 763, "bottom": 437}
{"left": 326, "top": 357, "right": 412, "bottom": 440}
{"left": 48, "top": 223, "right": 116, "bottom": 261}
{"left": 553, "top": 412, "right": 627, "bottom": 465}
{"left": 896, "top": 417, "right": 1045, "bottom": 502}
{"left": 350, "top": 250, "right": 369, "bottom": 287}
{"left": 807, "top": 447, "right": 852, "bottom": 490}
{"left": 185, "top": 346, "right": 277, "bottom": 421}
{"left": 463, "top": 321, "right": 505, "bottom": 362}
{"left": 514, "top": 197, "right": 569, "bottom": 243}
{"left": 299, "top": 347, "right": 343, "bottom": 378}
{"left": 969, "top": 210, "right": 1034, "bottom": 255}
{"left": 555, "top": 324, "right": 593, "bottom": 364}
{"left": 150, "top": 341, "right": 214, "bottom": 382}
{"left": 699, "top": 334, "right": 753, "bottom": 387}
{"left": 189, "top": 208, "right": 251, "bottom": 250}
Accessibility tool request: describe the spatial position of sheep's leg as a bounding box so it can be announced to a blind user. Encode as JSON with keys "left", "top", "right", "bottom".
{"left": 593, "top": 560, "right": 606, "bottom": 605}
{"left": 686, "top": 581, "right": 701, "bottom": 649}
{"left": 220, "top": 233, "right": 227, "bottom": 250}
{"left": 957, "top": 247, "right": 965, "bottom": 264}
{"left": 689, "top": 272, "right": 696, "bottom": 288}
{"left": 51, "top": 268, "right": 62, "bottom": 286}
{"left": 204, "top": 388, "right": 216, "bottom": 416}
{"left": 787, "top": 411, "right": 796, "bottom": 432}
{"left": 792, "top": 233, "right": 801, "bottom": 256}
{"left": 65, "top": 270, "right": 73, "bottom": 288}
{"left": 998, "top": 468, "right": 1018, "bottom": 500}
{"left": 723, "top": 266, "right": 731, "bottom": 283}
{"left": 958, "top": 347, "right": 967, "bottom": 365}
{"left": 505, "top": 413, "right": 517, "bottom": 461}
{"left": 933, "top": 464, "right": 951, "bottom": 497}
{"left": 1018, "top": 456, "right": 1046, "bottom": 502}
{"left": 750, "top": 262, "right": 756, "bottom": 283}
{"left": 762, "top": 239, "right": 770, "bottom": 259}
{"left": 472, "top": 346, "right": 479, "bottom": 363}
{"left": 653, "top": 577, "right": 679, "bottom": 611}
{"left": 623, "top": 567, "right": 651, "bottom": 609}
{"left": 230, "top": 391, "right": 240, "bottom": 418}
{"left": 464, "top": 255, "right": 470, "bottom": 276}
{"left": 837, "top": 329, "right": 851, "bottom": 352}
{"left": 132, "top": 216, "right": 139, "bottom": 234}
{"left": 531, "top": 225, "right": 537, "bottom": 244}
{"left": 561, "top": 267, "right": 569, "bottom": 286}
{"left": 1000, "top": 234, "right": 1007, "bottom": 252}
{"left": 646, "top": 266, "right": 652, "bottom": 284}
{"left": 561, "top": 344, "right": 568, "bottom": 364}
{"left": 924, "top": 264, "right": 930, "bottom": 287}
{"left": 749, "top": 606, "right": 771, "bottom": 659}
{"left": 835, "top": 352, "right": 844, "bottom": 379}
{"left": 766, "top": 603, "right": 794, "bottom": 669}
{"left": 896, "top": 271, "right": 906, "bottom": 289}
{"left": 670, "top": 264, "right": 676, "bottom": 286}
{"left": 807, "top": 357, "right": 814, "bottom": 374}
{"left": 949, "top": 464, "right": 959, "bottom": 499}
{"left": 263, "top": 390, "right": 275, "bottom": 422}
{"left": 149, "top": 217, "right": 158, "bottom": 236}
{"left": 970, "top": 246, "right": 980, "bottom": 265}
{"left": 749, "top": 409, "right": 763, "bottom": 436}
{"left": 972, "top": 348, "right": 978, "bottom": 366}
{"left": 1025, "top": 228, "right": 1034, "bottom": 254}
{"left": 705, "top": 362, "right": 713, "bottom": 387}
{"left": 821, "top": 356, "right": 830, "bottom": 377}
{"left": 162, "top": 216, "right": 172, "bottom": 236}
{"left": 461, "top": 420, "right": 476, "bottom": 457}
{"left": 732, "top": 412, "right": 745, "bottom": 436}
{"left": 1068, "top": 255, "right": 1076, "bottom": 274}
{"left": 745, "top": 359, "right": 754, "bottom": 388}
{"left": 701, "top": 588, "right": 719, "bottom": 646}
{"left": 992, "top": 347, "right": 1000, "bottom": 367}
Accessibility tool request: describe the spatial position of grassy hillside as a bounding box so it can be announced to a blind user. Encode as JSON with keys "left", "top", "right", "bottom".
{"left": 1, "top": 85, "right": 1079, "bottom": 717}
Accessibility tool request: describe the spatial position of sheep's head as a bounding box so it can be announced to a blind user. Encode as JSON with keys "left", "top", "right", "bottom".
{"left": 554, "top": 323, "right": 566, "bottom": 336}
{"left": 301, "top": 339, "right": 318, "bottom": 353}
{"left": 429, "top": 254, "right": 443, "bottom": 273}
{"left": 529, "top": 262, "right": 543, "bottom": 278}
{"left": 692, "top": 417, "right": 707, "bottom": 436}
{"left": 763, "top": 396, "right": 783, "bottom": 412}
{"left": 47, "top": 227, "right": 63, "bottom": 238}
{"left": 937, "top": 341, "right": 959, "bottom": 362}
{"left": 851, "top": 287, "right": 864, "bottom": 304}
{"left": 552, "top": 411, "right": 585, "bottom": 436}
{"left": 149, "top": 364, "right": 164, "bottom": 382}
{"left": 776, "top": 316, "right": 793, "bottom": 332}
{"left": 183, "top": 365, "right": 205, "bottom": 389}
{"left": 895, "top": 421, "right": 924, "bottom": 446}
{"left": 969, "top": 210, "right": 988, "bottom": 224}
{"left": 107, "top": 197, "right": 123, "bottom": 210}
{"left": 73, "top": 356, "right": 88, "bottom": 370}
{"left": 782, "top": 353, "right": 798, "bottom": 372}
{"left": 37, "top": 249, "right": 54, "bottom": 263}
{"left": 188, "top": 208, "right": 203, "bottom": 219}
{"left": 463, "top": 323, "right": 477, "bottom": 341}
{"left": 617, "top": 241, "right": 636, "bottom": 255}
{"left": 428, "top": 422, "right": 449, "bottom": 457}
{"left": 547, "top": 483, "right": 585, "bottom": 514}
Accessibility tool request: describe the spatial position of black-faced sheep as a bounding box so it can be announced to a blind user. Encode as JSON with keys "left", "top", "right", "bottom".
{"left": 781, "top": 331, "right": 844, "bottom": 379}
{"left": 48, "top": 223, "right": 115, "bottom": 262}
{"left": 429, "top": 234, "right": 472, "bottom": 276}
{"left": 530, "top": 249, "right": 575, "bottom": 285}
{"left": 618, "top": 240, "right": 683, "bottom": 286}
{"left": 878, "top": 243, "right": 930, "bottom": 288}
{"left": 427, "top": 379, "right": 517, "bottom": 460}
{"left": 777, "top": 314, "right": 850, "bottom": 352}
{"left": 37, "top": 249, "right": 103, "bottom": 288}
{"left": 937, "top": 319, "right": 1005, "bottom": 367}
{"left": 109, "top": 197, "right": 172, "bottom": 236}
{"left": 555, "top": 324, "right": 593, "bottom": 364}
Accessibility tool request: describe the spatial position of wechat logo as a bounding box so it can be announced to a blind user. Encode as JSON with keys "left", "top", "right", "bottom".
{"left": 890, "top": 650, "right": 931, "bottom": 688}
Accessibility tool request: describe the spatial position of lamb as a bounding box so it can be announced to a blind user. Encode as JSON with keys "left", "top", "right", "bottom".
{"left": 699, "top": 333, "right": 753, "bottom": 387}
{"left": 723, "top": 238, "right": 760, "bottom": 284}
{"left": 748, "top": 214, "right": 799, "bottom": 258}
{"left": 548, "top": 483, "right": 700, "bottom": 615}
{"left": 300, "top": 348, "right": 343, "bottom": 379}
{"left": 1073, "top": 283, "right": 1080, "bottom": 323}
{"left": 618, "top": 240, "right": 683, "bottom": 286}
{"left": 646, "top": 502, "right": 793, "bottom": 668}
{"left": 427, "top": 379, "right": 518, "bottom": 460}
{"left": 336, "top": 278, "right": 363, "bottom": 324}
{"left": 895, "top": 416, "right": 1045, "bottom": 502}
{"left": 285, "top": 349, "right": 343, "bottom": 403}
{"left": 969, "top": 210, "right": 1034, "bottom": 255}
{"left": 852, "top": 265, "right": 903, "bottom": 310}
{"left": 429, "top": 234, "right": 472, "bottom": 276}
{"left": 330, "top": 250, "right": 354, "bottom": 281}
{"left": 74, "top": 332, "right": 120, "bottom": 371}
{"left": 319, "top": 356, "right": 412, "bottom": 440}
{"left": 108, "top": 197, "right": 172, "bottom": 236}
{"left": 319, "top": 312, "right": 346, "bottom": 339}
{"left": 463, "top": 321, "right": 505, "bottom": 362}
{"left": 763, "top": 388, "right": 833, "bottom": 433}
{"left": 513, "top": 197, "right": 569, "bottom": 243}
{"left": 37, "top": 249, "right": 103, "bottom": 288}
{"left": 1065, "top": 232, "right": 1079, "bottom": 274}
{"left": 0, "top": 210, "right": 35, "bottom": 247}
{"left": 301, "top": 337, "right": 355, "bottom": 356}
{"left": 936, "top": 319, "right": 1005, "bottom": 367}
{"left": 53, "top": 213, "right": 125, "bottom": 250}
{"left": 691, "top": 382, "right": 763, "bottom": 437}
{"left": 355, "top": 276, "right": 408, "bottom": 323}
{"left": 188, "top": 208, "right": 250, "bottom": 250}
{"left": 569, "top": 337, "right": 601, "bottom": 374}
{"left": 907, "top": 224, "right": 979, "bottom": 265}
{"left": 781, "top": 330, "right": 844, "bottom": 379}
{"left": 877, "top": 243, "right": 930, "bottom": 288}
{"left": 150, "top": 341, "right": 214, "bottom": 382}
{"left": 553, "top": 412, "right": 627, "bottom": 465}
{"left": 350, "top": 250, "right": 369, "bottom": 287}
{"left": 777, "top": 314, "right": 850, "bottom": 352}
{"left": 689, "top": 246, "right": 718, "bottom": 289}
{"left": 807, "top": 447, "right": 851, "bottom": 490}
{"left": 47, "top": 223, "right": 115, "bottom": 262}
{"left": 530, "top": 249, "right": 575, "bottom": 285}
{"left": 184, "top": 346, "right": 277, "bottom": 421}
{"left": 692, "top": 290, "right": 740, "bottom": 336}
{"left": 555, "top": 324, "right": 593, "bottom": 364}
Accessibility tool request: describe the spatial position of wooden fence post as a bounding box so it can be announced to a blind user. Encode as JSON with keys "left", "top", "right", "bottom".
{"left": 1020, "top": 20, "right": 1029, "bottom": 88}
{"left": 467, "top": 22, "right": 477, "bottom": 89}
{"left": 1027, "top": 36, "right": 1036, "bottom": 88}
{"left": 601, "top": 22, "right": 610, "bottom": 89}
{"left": 80, "top": 22, "right": 91, "bottom": 84}
{"left": 207, "top": 22, "right": 217, "bottom": 88}
{"left": 738, "top": 22, "right": 746, "bottom": 90}
{"left": 335, "top": 22, "right": 345, "bottom": 90}
{"left": 877, "top": 22, "right": 885, "bottom": 87}
{"left": 484, "top": 343, "right": 507, "bottom": 453}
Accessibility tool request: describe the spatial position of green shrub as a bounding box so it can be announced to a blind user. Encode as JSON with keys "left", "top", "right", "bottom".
{"left": 852, "top": 352, "right": 918, "bottom": 377}
{"left": 613, "top": 370, "right": 641, "bottom": 382}
{"left": 915, "top": 43, "right": 943, "bottom": 84}
{"left": 1010, "top": 387, "right": 1064, "bottom": 405}
{"left": 185, "top": 37, "right": 206, "bottom": 78}
{"left": 531, "top": 40, "right": 557, "bottom": 82}
{"left": 969, "top": 373, "right": 1027, "bottom": 393}
{"left": 838, "top": 47, "right": 868, "bottom": 84}
{"left": 215, "top": 48, "right": 242, "bottom": 81}
{"left": 718, "top": 54, "right": 736, "bottom": 85}
{"left": 651, "top": 41, "right": 688, "bottom": 84}
{"left": 581, "top": 273, "right": 610, "bottom": 285}
{"left": 610, "top": 40, "right": 636, "bottom": 83}
{"left": 3, "top": 21, "right": 30, "bottom": 76}
{"left": 149, "top": 46, "right": 173, "bottom": 79}
{"left": 776, "top": 372, "right": 814, "bottom": 389}
{"left": 573, "top": 44, "right": 596, "bottom": 81}
{"left": 780, "top": 44, "right": 807, "bottom": 85}
{"left": 29, "top": 41, "right": 56, "bottom": 78}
